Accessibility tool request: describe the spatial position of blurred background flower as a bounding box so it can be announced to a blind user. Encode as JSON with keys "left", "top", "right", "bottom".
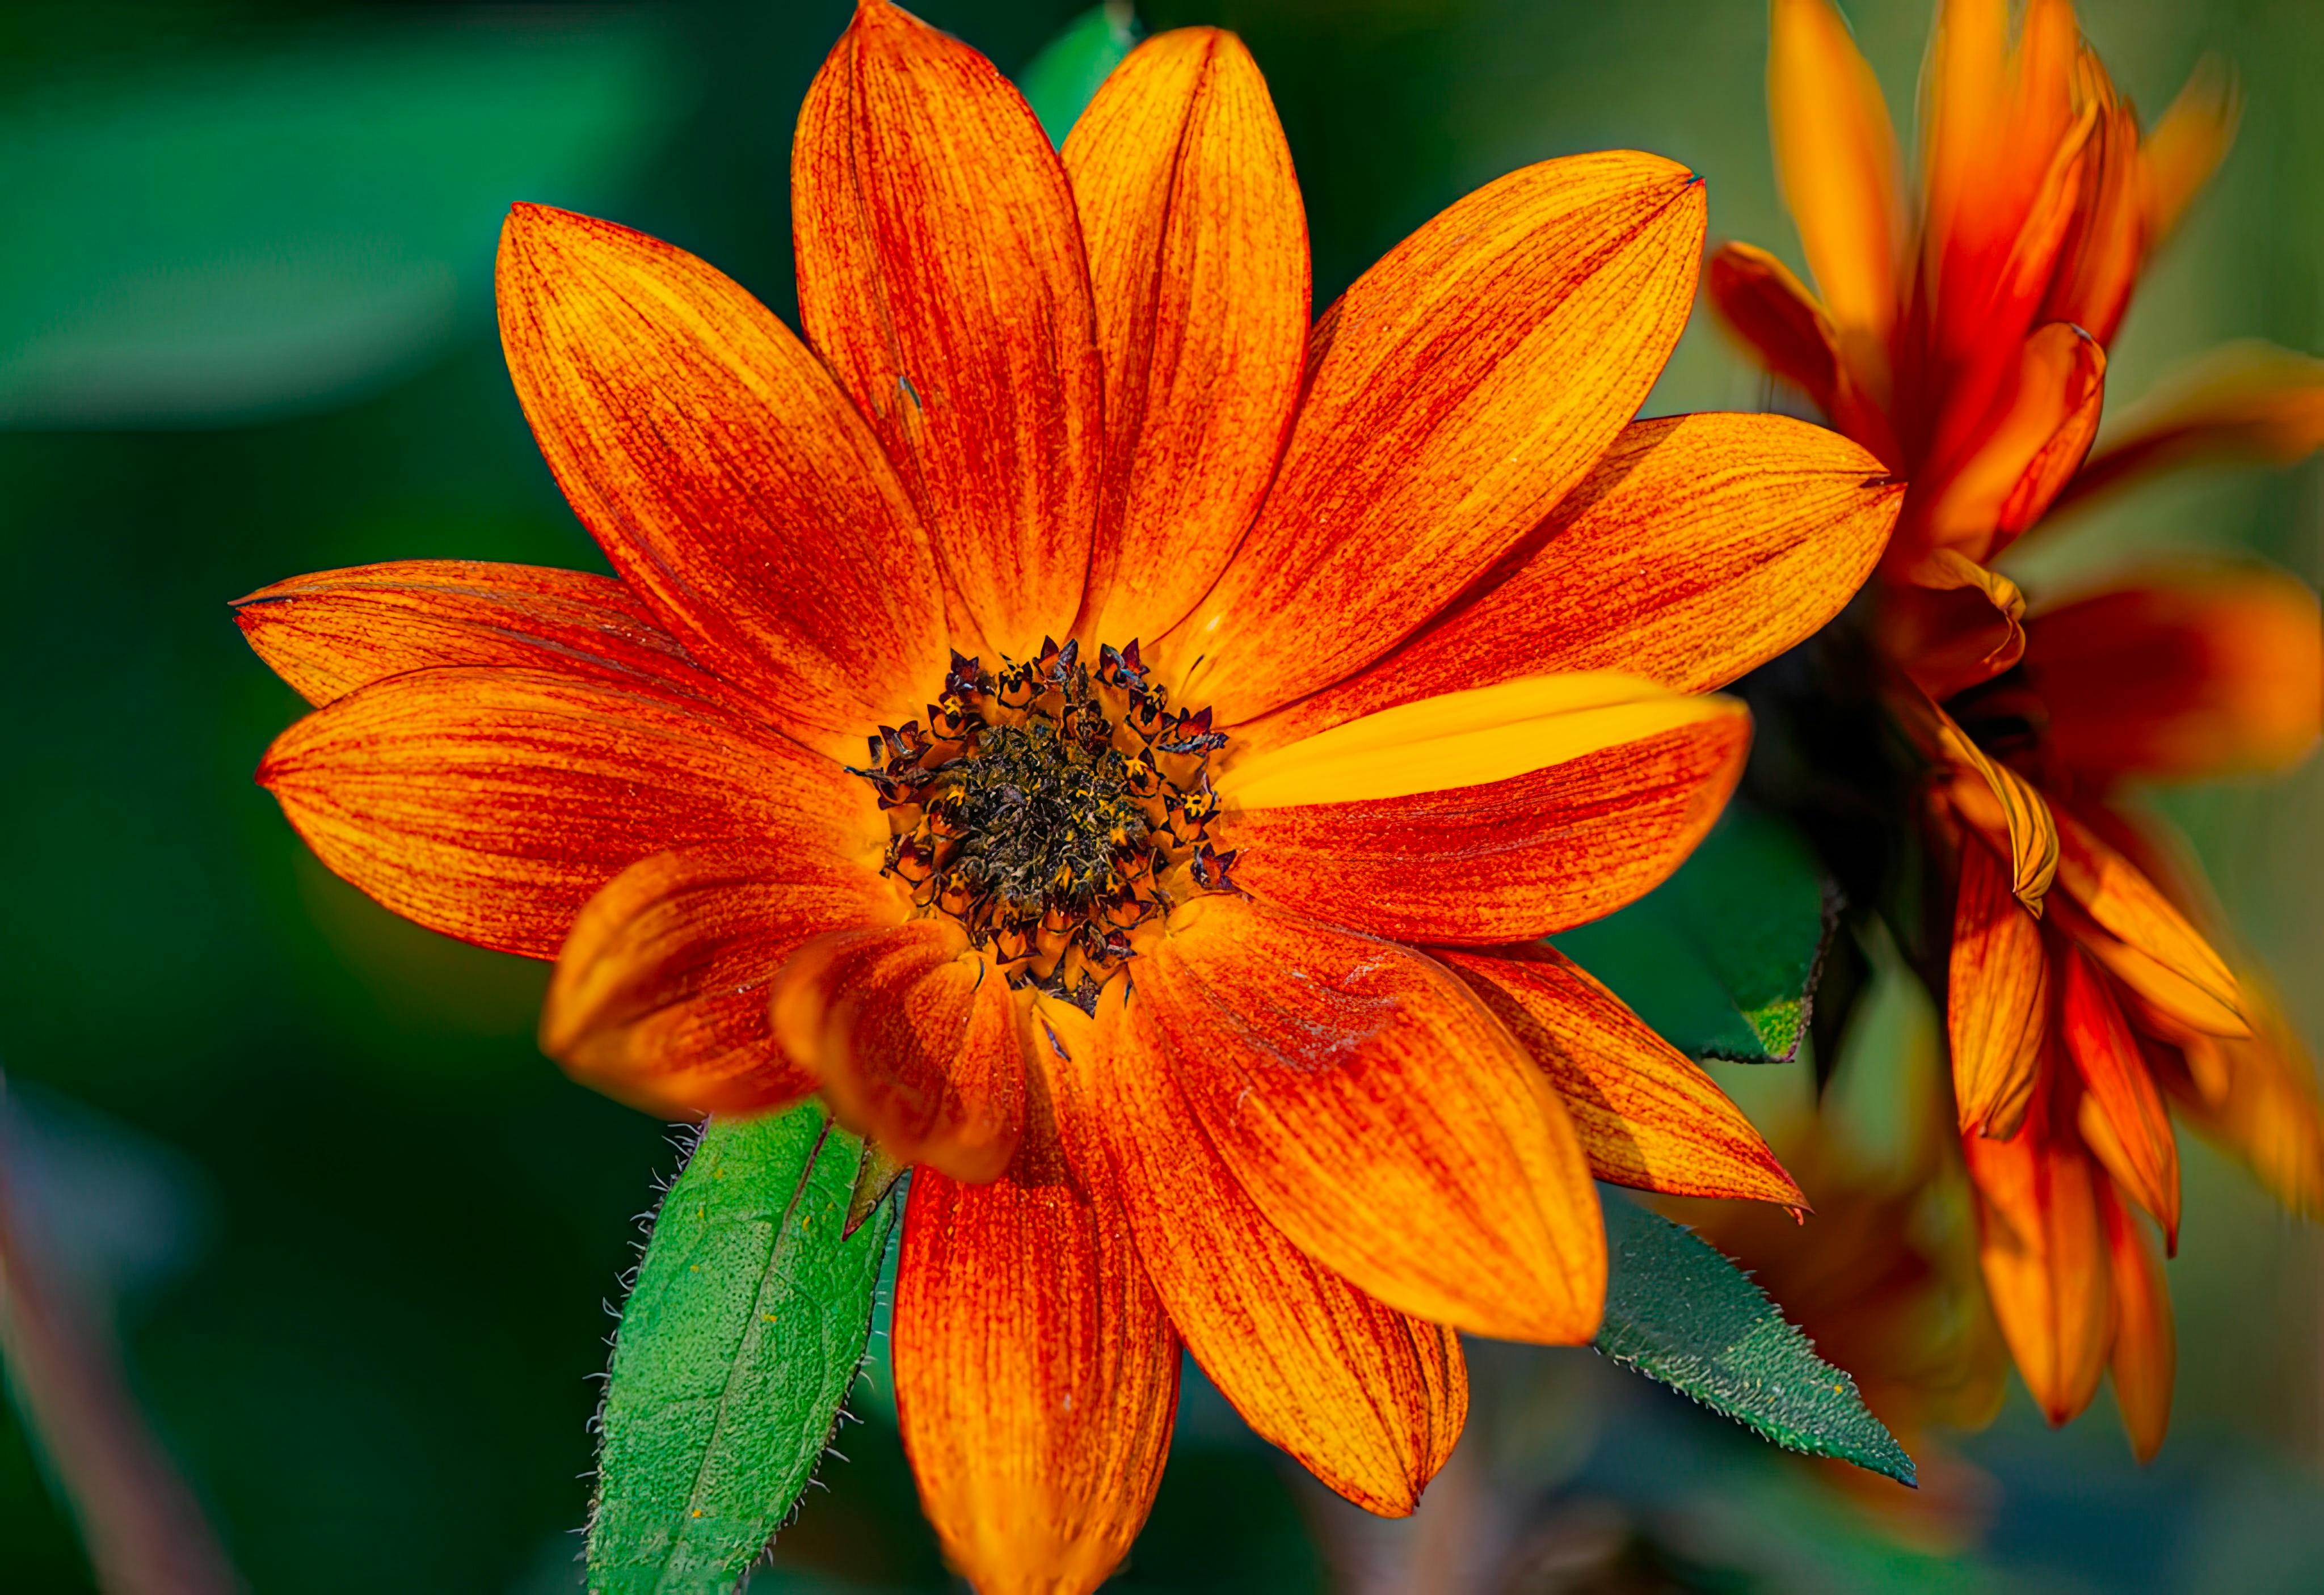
{"left": 5, "top": 2, "right": 2321, "bottom": 1590}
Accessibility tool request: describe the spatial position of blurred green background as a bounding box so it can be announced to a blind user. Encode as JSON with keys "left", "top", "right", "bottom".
{"left": 5, "top": 1, "right": 2321, "bottom": 1589}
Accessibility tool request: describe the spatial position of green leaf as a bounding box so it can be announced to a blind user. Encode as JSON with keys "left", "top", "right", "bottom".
{"left": 1595, "top": 1195, "right": 1915, "bottom": 1486}
{"left": 1017, "top": 2, "right": 1142, "bottom": 146}
{"left": 1555, "top": 803, "right": 1835, "bottom": 1062}
{"left": 0, "top": 15, "right": 681, "bottom": 427}
{"left": 587, "top": 1107, "right": 896, "bottom": 1595}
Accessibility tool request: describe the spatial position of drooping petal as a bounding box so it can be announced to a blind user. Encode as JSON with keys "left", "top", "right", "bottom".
{"left": 1223, "top": 675, "right": 1749, "bottom": 944}
{"left": 541, "top": 843, "right": 904, "bottom": 1117}
{"left": 1440, "top": 944, "right": 1804, "bottom": 1206}
{"left": 1704, "top": 243, "right": 1845, "bottom": 412}
{"left": 2099, "top": 1181, "right": 2174, "bottom": 1465}
{"left": 2156, "top": 978, "right": 2324, "bottom": 1221}
{"left": 2051, "top": 808, "right": 2245, "bottom": 1037}
{"left": 769, "top": 920, "right": 1025, "bottom": 1184}
{"left": 1948, "top": 838, "right": 2049, "bottom": 1139}
{"left": 1884, "top": 547, "right": 2028, "bottom": 702}
{"left": 1962, "top": 1069, "right": 2113, "bottom": 1427}
{"left": 1893, "top": 685, "right": 2057, "bottom": 908}
{"left": 1162, "top": 152, "right": 1706, "bottom": 725}
{"left": 495, "top": 205, "right": 945, "bottom": 751}
{"left": 1093, "top": 993, "right": 1466, "bottom": 1514}
{"left": 1124, "top": 894, "right": 1604, "bottom": 1344}
{"left": 2140, "top": 58, "right": 2237, "bottom": 244}
{"left": 1237, "top": 413, "right": 1900, "bottom": 750}
{"left": 255, "top": 667, "right": 873, "bottom": 959}
{"left": 1064, "top": 27, "right": 1309, "bottom": 647}
{"left": 1768, "top": 0, "right": 1904, "bottom": 347}
{"left": 894, "top": 1143, "right": 1178, "bottom": 1595}
{"left": 2026, "top": 565, "right": 2322, "bottom": 782}
{"left": 2057, "top": 943, "right": 2180, "bottom": 1246}
{"left": 2054, "top": 342, "right": 2324, "bottom": 515}
{"left": 232, "top": 561, "right": 728, "bottom": 709}
{"left": 793, "top": 0, "right": 1101, "bottom": 659}
{"left": 1910, "top": 322, "right": 2106, "bottom": 568}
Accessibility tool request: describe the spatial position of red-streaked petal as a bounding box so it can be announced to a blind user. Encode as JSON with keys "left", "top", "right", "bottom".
{"left": 2057, "top": 942, "right": 2180, "bottom": 1247}
{"left": 1704, "top": 243, "right": 1842, "bottom": 410}
{"left": 2025, "top": 566, "right": 2323, "bottom": 782}
{"left": 1962, "top": 1069, "right": 2112, "bottom": 1427}
{"left": 1162, "top": 152, "right": 1705, "bottom": 725}
{"left": 1120, "top": 894, "right": 1603, "bottom": 1344}
{"left": 793, "top": 0, "right": 1101, "bottom": 660}
{"left": 2054, "top": 341, "right": 2324, "bottom": 516}
{"left": 256, "top": 666, "right": 873, "bottom": 959}
{"left": 1909, "top": 322, "right": 2106, "bottom": 568}
{"left": 2099, "top": 1180, "right": 2174, "bottom": 1464}
{"left": 2051, "top": 808, "right": 2245, "bottom": 1038}
{"left": 1064, "top": 27, "right": 1309, "bottom": 647}
{"left": 1440, "top": 944, "right": 1804, "bottom": 1206}
{"left": 1948, "top": 838, "right": 2049, "bottom": 1138}
{"left": 231, "top": 560, "right": 726, "bottom": 708}
{"left": 1238, "top": 413, "right": 1899, "bottom": 750}
{"left": 541, "top": 843, "right": 904, "bottom": 1117}
{"left": 1768, "top": 0, "right": 1904, "bottom": 345}
{"left": 1224, "top": 677, "right": 1749, "bottom": 944}
{"left": 1093, "top": 993, "right": 1466, "bottom": 1514}
{"left": 495, "top": 205, "right": 945, "bottom": 750}
{"left": 770, "top": 921, "right": 1025, "bottom": 1184}
{"left": 894, "top": 1145, "right": 1178, "bottom": 1595}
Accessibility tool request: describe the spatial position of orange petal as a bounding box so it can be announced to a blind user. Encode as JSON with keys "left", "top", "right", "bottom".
{"left": 1884, "top": 548, "right": 2029, "bottom": 702}
{"left": 793, "top": 0, "right": 1100, "bottom": 660}
{"left": 541, "top": 843, "right": 904, "bottom": 1118}
{"left": 1962, "top": 1069, "right": 2112, "bottom": 1426}
{"left": 1912, "top": 322, "right": 2106, "bottom": 568}
{"left": 2040, "top": 74, "right": 2144, "bottom": 348}
{"left": 2024, "top": 565, "right": 2323, "bottom": 782}
{"left": 231, "top": 560, "right": 728, "bottom": 710}
{"left": 1706, "top": 244, "right": 1838, "bottom": 403}
{"left": 1768, "top": 0, "right": 1904, "bottom": 347}
{"left": 1237, "top": 413, "right": 1901, "bottom": 750}
{"left": 1162, "top": 151, "right": 1705, "bottom": 725}
{"left": 1064, "top": 27, "right": 1309, "bottom": 647}
{"left": 2054, "top": 342, "right": 2324, "bottom": 516}
{"left": 1223, "top": 676, "right": 1749, "bottom": 944}
{"left": 1093, "top": 993, "right": 1466, "bottom": 1514}
{"left": 894, "top": 1147, "right": 1178, "bottom": 1595}
{"left": 1126, "top": 894, "right": 1604, "bottom": 1344}
{"left": 2057, "top": 943, "right": 2180, "bottom": 1246}
{"left": 1440, "top": 944, "right": 1804, "bottom": 1206}
{"left": 770, "top": 921, "right": 1026, "bottom": 1183}
{"left": 2157, "top": 977, "right": 2324, "bottom": 1220}
{"left": 495, "top": 205, "right": 945, "bottom": 752}
{"left": 255, "top": 667, "right": 871, "bottom": 959}
{"left": 2051, "top": 808, "right": 2245, "bottom": 1037}
{"left": 2140, "top": 58, "right": 2237, "bottom": 244}
{"left": 1948, "top": 838, "right": 2049, "bottom": 1138}
{"left": 1919, "top": 0, "right": 2089, "bottom": 412}
{"left": 1892, "top": 686, "right": 2057, "bottom": 908}
{"left": 2099, "top": 1180, "right": 2174, "bottom": 1463}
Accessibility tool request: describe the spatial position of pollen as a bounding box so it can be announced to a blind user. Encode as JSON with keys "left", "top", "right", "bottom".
{"left": 849, "top": 639, "right": 1237, "bottom": 1011}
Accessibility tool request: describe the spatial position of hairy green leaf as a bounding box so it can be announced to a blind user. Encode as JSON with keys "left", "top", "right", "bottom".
{"left": 1595, "top": 1195, "right": 1915, "bottom": 1486}
{"left": 1556, "top": 803, "right": 1835, "bottom": 1062}
{"left": 588, "top": 1107, "right": 895, "bottom": 1594}
{"left": 1017, "top": 2, "right": 1142, "bottom": 146}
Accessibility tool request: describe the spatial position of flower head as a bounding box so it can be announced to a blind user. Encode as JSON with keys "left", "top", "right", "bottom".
{"left": 238, "top": 3, "right": 1901, "bottom": 1585}
{"left": 1713, "top": 0, "right": 2324, "bottom": 1455}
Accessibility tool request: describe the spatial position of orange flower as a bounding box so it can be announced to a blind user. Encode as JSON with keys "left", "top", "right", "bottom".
{"left": 1713, "top": 0, "right": 2324, "bottom": 1455}
{"left": 238, "top": 4, "right": 1899, "bottom": 1586}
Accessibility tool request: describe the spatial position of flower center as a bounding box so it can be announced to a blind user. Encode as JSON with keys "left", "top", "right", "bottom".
{"left": 851, "top": 639, "right": 1237, "bottom": 1011}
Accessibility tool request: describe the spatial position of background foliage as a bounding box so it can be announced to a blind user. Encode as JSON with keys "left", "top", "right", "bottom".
{"left": 5, "top": 1, "right": 2321, "bottom": 1589}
